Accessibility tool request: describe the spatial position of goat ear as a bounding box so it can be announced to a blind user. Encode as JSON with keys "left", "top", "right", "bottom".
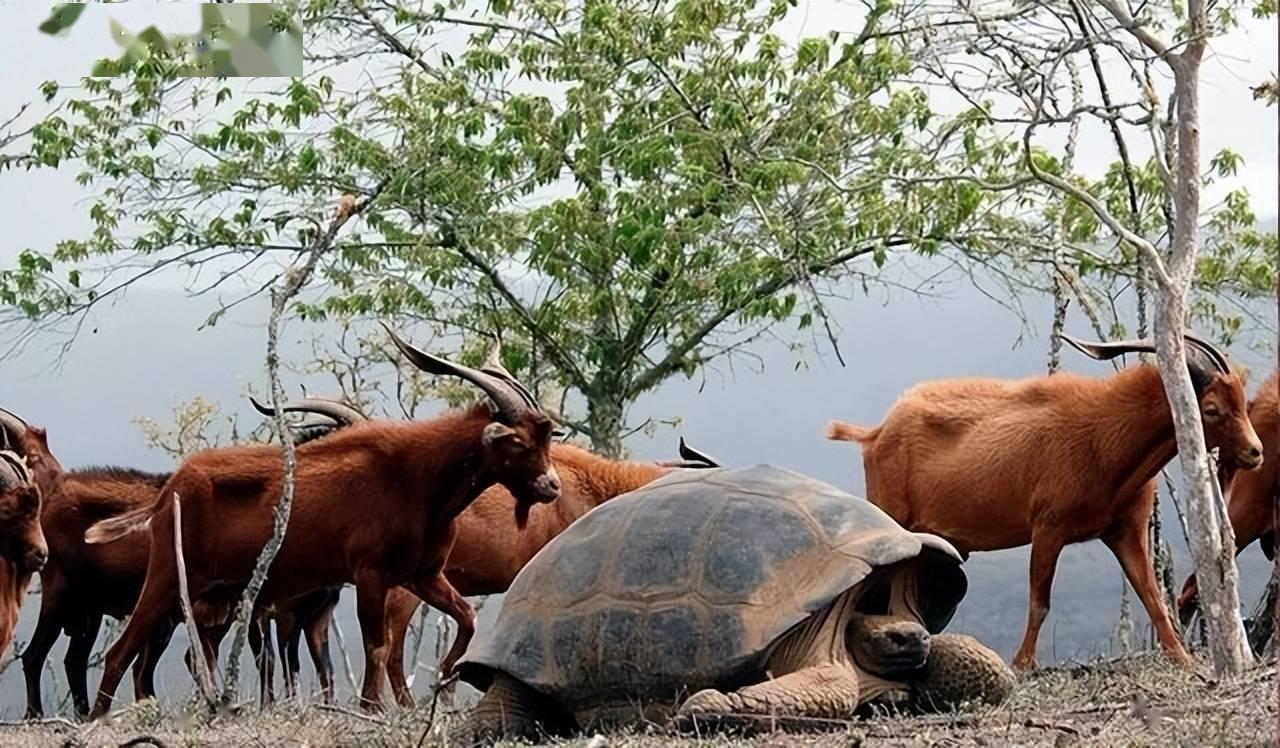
{"left": 1060, "top": 334, "right": 1154, "bottom": 362}
{"left": 482, "top": 422, "right": 518, "bottom": 446}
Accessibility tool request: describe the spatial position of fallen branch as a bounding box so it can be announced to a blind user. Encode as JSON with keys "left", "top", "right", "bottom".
{"left": 174, "top": 493, "right": 218, "bottom": 709}
{"left": 0, "top": 717, "right": 76, "bottom": 729}
{"left": 314, "top": 703, "right": 387, "bottom": 725}
{"left": 118, "top": 737, "right": 171, "bottom": 748}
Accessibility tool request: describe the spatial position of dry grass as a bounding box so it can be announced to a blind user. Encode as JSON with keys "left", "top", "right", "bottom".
{"left": 0, "top": 653, "right": 1272, "bottom": 747}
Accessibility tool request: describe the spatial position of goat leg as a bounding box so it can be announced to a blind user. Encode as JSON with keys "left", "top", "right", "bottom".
{"left": 382, "top": 586, "right": 421, "bottom": 708}
{"left": 304, "top": 608, "right": 335, "bottom": 703}
{"left": 132, "top": 619, "right": 176, "bottom": 702}
{"left": 67, "top": 613, "right": 104, "bottom": 716}
{"left": 410, "top": 573, "right": 476, "bottom": 681}
{"left": 1103, "top": 521, "right": 1194, "bottom": 667}
{"left": 21, "top": 587, "right": 68, "bottom": 719}
{"left": 354, "top": 570, "right": 392, "bottom": 712}
{"left": 1011, "top": 529, "right": 1067, "bottom": 671}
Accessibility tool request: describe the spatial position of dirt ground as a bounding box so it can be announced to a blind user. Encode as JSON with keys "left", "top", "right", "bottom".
{"left": 0, "top": 653, "right": 1273, "bottom": 747}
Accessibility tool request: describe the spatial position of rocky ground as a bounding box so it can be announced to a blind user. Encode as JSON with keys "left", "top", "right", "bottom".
{"left": 0, "top": 653, "right": 1272, "bottom": 747}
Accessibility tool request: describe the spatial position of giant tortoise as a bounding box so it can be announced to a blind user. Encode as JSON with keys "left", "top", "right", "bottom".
{"left": 452, "top": 465, "right": 1013, "bottom": 743}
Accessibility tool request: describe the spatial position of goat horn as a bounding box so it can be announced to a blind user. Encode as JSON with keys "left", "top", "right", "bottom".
{"left": 1062, "top": 332, "right": 1233, "bottom": 377}
{"left": 678, "top": 437, "right": 721, "bottom": 467}
{"left": 481, "top": 337, "right": 504, "bottom": 371}
{"left": 0, "top": 450, "right": 30, "bottom": 486}
{"left": 474, "top": 337, "right": 541, "bottom": 412}
{"left": 1183, "top": 333, "right": 1231, "bottom": 375}
{"left": 1059, "top": 334, "right": 1155, "bottom": 362}
{"left": 381, "top": 323, "right": 533, "bottom": 422}
{"left": 479, "top": 366, "right": 540, "bottom": 412}
{"left": 249, "top": 395, "right": 368, "bottom": 425}
{"left": 0, "top": 408, "right": 28, "bottom": 450}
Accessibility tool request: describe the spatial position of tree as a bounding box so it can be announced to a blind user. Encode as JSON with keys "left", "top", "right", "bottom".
{"left": 894, "top": 0, "right": 1276, "bottom": 676}
{"left": 2, "top": 0, "right": 1043, "bottom": 458}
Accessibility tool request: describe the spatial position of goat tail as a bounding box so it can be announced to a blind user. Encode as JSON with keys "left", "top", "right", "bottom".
{"left": 825, "top": 420, "right": 878, "bottom": 443}
{"left": 84, "top": 503, "right": 155, "bottom": 544}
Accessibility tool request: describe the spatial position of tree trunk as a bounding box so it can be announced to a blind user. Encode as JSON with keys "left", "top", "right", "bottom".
{"left": 587, "top": 396, "right": 624, "bottom": 459}
{"left": 1150, "top": 11, "right": 1252, "bottom": 676}
{"left": 1246, "top": 564, "right": 1277, "bottom": 655}
{"left": 1152, "top": 311, "right": 1250, "bottom": 675}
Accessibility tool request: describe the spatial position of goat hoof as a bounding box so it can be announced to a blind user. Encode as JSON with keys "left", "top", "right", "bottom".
{"left": 1010, "top": 656, "right": 1038, "bottom": 673}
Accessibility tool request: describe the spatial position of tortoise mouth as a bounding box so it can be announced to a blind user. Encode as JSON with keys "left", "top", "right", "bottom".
{"left": 855, "top": 625, "right": 930, "bottom": 677}
{"left": 864, "top": 647, "right": 929, "bottom": 677}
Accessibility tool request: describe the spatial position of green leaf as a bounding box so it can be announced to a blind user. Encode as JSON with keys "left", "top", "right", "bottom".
{"left": 38, "top": 4, "right": 86, "bottom": 36}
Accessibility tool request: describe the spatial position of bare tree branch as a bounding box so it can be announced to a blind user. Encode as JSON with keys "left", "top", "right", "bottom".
{"left": 173, "top": 493, "right": 218, "bottom": 710}
{"left": 220, "top": 184, "right": 385, "bottom": 703}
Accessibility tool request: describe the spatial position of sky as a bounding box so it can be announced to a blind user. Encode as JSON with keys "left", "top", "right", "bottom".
{"left": 0, "top": 0, "right": 1274, "bottom": 714}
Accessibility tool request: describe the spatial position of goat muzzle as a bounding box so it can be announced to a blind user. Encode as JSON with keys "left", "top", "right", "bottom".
{"left": 21, "top": 543, "right": 48, "bottom": 574}
{"left": 531, "top": 468, "right": 562, "bottom": 503}
{"left": 1237, "top": 444, "right": 1264, "bottom": 470}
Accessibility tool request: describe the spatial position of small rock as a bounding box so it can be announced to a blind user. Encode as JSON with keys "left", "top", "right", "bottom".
{"left": 585, "top": 734, "right": 610, "bottom": 748}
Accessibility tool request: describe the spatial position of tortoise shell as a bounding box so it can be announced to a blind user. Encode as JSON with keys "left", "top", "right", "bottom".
{"left": 457, "top": 465, "right": 967, "bottom": 709}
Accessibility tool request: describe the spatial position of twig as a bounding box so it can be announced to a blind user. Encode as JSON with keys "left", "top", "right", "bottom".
{"left": 330, "top": 618, "right": 360, "bottom": 696}
{"left": 173, "top": 493, "right": 218, "bottom": 709}
{"left": 314, "top": 703, "right": 387, "bottom": 725}
{"left": 0, "top": 717, "right": 76, "bottom": 728}
{"left": 117, "top": 738, "right": 171, "bottom": 748}
{"left": 416, "top": 672, "right": 460, "bottom": 748}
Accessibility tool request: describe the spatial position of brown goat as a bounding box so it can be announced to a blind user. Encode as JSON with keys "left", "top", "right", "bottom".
{"left": 247, "top": 398, "right": 721, "bottom": 706}
{"left": 1177, "top": 369, "right": 1279, "bottom": 625}
{"left": 21, "top": 466, "right": 175, "bottom": 717}
{"left": 826, "top": 334, "right": 1262, "bottom": 671}
{"left": 0, "top": 409, "right": 61, "bottom": 658}
{"left": 82, "top": 328, "right": 561, "bottom": 716}
{"left": 22, "top": 398, "right": 370, "bottom": 716}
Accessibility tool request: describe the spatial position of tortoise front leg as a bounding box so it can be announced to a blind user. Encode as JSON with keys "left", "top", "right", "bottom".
{"left": 909, "top": 633, "right": 1014, "bottom": 713}
{"left": 676, "top": 664, "right": 859, "bottom": 730}
{"left": 449, "top": 673, "right": 557, "bottom": 747}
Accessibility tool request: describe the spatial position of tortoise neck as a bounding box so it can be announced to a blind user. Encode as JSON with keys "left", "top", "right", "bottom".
{"left": 764, "top": 585, "right": 858, "bottom": 676}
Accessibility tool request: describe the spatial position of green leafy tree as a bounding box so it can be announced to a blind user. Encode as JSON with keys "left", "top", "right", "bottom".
{"left": 3, "top": 0, "right": 1037, "bottom": 457}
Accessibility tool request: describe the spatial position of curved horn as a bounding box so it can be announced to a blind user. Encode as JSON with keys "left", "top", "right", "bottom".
{"left": 480, "top": 367, "right": 540, "bottom": 411}
{"left": 0, "top": 408, "right": 28, "bottom": 450}
{"left": 1062, "top": 332, "right": 1233, "bottom": 377}
{"left": 1059, "top": 334, "right": 1155, "bottom": 362}
{"left": 249, "top": 395, "right": 368, "bottom": 425}
{"left": 678, "top": 437, "right": 720, "bottom": 467}
{"left": 481, "top": 337, "right": 504, "bottom": 372}
{"left": 381, "top": 323, "right": 532, "bottom": 421}
{"left": 0, "top": 450, "right": 30, "bottom": 486}
{"left": 1183, "top": 333, "right": 1231, "bottom": 375}
{"left": 477, "top": 339, "right": 540, "bottom": 412}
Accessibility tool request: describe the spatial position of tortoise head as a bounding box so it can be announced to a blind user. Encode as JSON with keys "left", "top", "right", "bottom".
{"left": 846, "top": 570, "right": 931, "bottom": 677}
{"left": 848, "top": 614, "right": 930, "bottom": 677}
{"left": 845, "top": 540, "right": 968, "bottom": 678}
